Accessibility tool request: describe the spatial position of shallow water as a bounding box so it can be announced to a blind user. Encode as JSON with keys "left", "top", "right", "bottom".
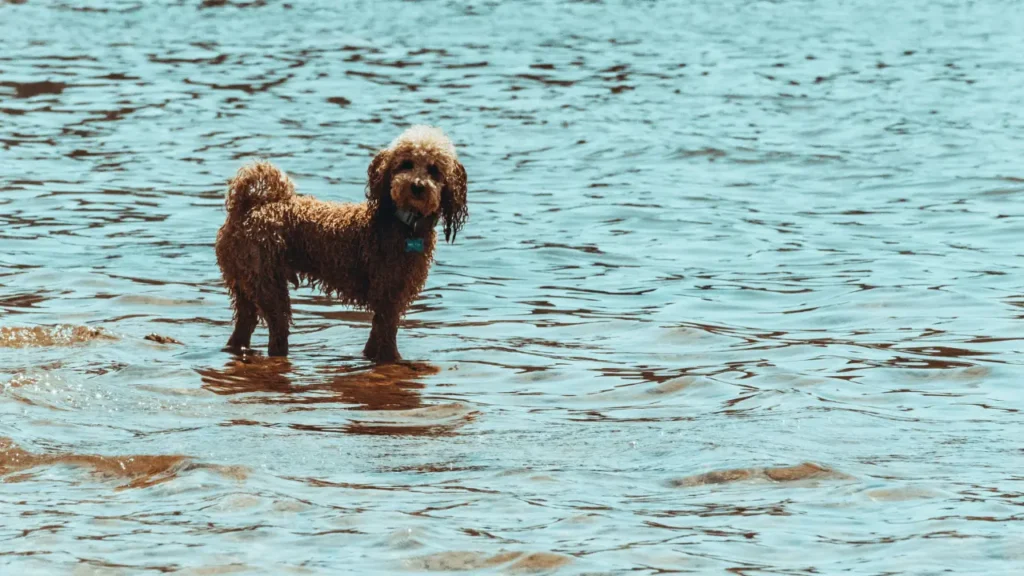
{"left": 2, "top": 0, "right": 1023, "bottom": 573}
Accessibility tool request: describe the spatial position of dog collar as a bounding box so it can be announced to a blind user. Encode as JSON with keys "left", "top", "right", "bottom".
{"left": 395, "top": 209, "right": 437, "bottom": 252}
{"left": 395, "top": 209, "right": 438, "bottom": 234}
{"left": 394, "top": 208, "right": 421, "bottom": 228}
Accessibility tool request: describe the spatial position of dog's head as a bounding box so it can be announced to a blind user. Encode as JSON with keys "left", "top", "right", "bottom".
{"left": 367, "top": 126, "right": 468, "bottom": 242}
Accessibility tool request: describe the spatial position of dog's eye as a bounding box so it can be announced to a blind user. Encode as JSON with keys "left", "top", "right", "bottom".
{"left": 427, "top": 164, "right": 441, "bottom": 179}
{"left": 397, "top": 160, "right": 414, "bottom": 172}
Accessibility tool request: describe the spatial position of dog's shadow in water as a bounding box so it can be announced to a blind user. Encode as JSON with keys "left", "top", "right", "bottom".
{"left": 196, "top": 355, "right": 440, "bottom": 411}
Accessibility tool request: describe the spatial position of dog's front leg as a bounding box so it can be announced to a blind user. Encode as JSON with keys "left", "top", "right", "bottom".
{"left": 364, "top": 308, "right": 401, "bottom": 363}
{"left": 267, "top": 314, "right": 289, "bottom": 357}
{"left": 362, "top": 319, "right": 379, "bottom": 360}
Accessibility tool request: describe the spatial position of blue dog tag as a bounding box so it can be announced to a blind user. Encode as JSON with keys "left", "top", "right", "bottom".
{"left": 405, "top": 238, "right": 424, "bottom": 253}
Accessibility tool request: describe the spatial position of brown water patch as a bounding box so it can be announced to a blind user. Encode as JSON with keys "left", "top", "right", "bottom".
{"left": 0, "top": 325, "right": 114, "bottom": 348}
{"left": 507, "top": 553, "right": 573, "bottom": 573}
{"left": 0, "top": 437, "right": 244, "bottom": 490}
{"left": 405, "top": 550, "right": 571, "bottom": 572}
{"left": 0, "top": 80, "right": 67, "bottom": 98}
{"left": 0, "top": 291, "right": 48, "bottom": 308}
{"left": 144, "top": 333, "right": 183, "bottom": 345}
{"left": 513, "top": 73, "right": 575, "bottom": 87}
{"left": 671, "top": 463, "right": 852, "bottom": 488}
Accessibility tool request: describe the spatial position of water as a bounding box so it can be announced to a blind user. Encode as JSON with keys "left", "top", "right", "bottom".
{"left": 2, "top": 0, "right": 1023, "bottom": 573}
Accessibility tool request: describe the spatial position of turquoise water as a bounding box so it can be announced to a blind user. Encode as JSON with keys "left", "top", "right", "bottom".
{"left": 2, "top": 1, "right": 1023, "bottom": 573}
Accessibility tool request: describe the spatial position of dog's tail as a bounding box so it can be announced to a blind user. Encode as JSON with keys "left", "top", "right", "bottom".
{"left": 225, "top": 161, "right": 296, "bottom": 220}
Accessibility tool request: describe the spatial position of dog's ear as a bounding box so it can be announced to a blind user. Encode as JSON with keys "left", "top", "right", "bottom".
{"left": 441, "top": 160, "right": 468, "bottom": 243}
{"left": 366, "top": 148, "right": 392, "bottom": 211}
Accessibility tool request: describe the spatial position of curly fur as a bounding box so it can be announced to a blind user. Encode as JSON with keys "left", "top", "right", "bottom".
{"left": 215, "top": 126, "right": 468, "bottom": 362}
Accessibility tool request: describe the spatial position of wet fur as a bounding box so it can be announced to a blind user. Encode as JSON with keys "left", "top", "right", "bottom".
{"left": 215, "top": 126, "right": 468, "bottom": 362}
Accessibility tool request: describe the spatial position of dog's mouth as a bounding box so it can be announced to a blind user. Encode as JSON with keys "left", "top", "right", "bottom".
{"left": 395, "top": 208, "right": 438, "bottom": 236}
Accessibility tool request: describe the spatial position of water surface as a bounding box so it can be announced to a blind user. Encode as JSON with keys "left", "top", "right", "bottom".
{"left": 2, "top": 0, "right": 1023, "bottom": 573}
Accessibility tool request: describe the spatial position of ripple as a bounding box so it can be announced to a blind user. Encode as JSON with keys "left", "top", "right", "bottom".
{"left": 405, "top": 550, "right": 572, "bottom": 573}
{"left": 0, "top": 437, "right": 244, "bottom": 490}
{"left": 341, "top": 403, "right": 479, "bottom": 437}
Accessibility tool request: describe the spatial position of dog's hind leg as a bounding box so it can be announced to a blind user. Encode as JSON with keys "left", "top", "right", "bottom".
{"left": 254, "top": 271, "right": 292, "bottom": 357}
{"left": 226, "top": 289, "right": 259, "bottom": 351}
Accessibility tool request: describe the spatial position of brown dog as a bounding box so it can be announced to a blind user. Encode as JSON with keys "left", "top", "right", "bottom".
{"left": 214, "top": 126, "right": 468, "bottom": 362}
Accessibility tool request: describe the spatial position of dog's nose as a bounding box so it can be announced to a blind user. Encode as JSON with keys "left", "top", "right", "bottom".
{"left": 410, "top": 183, "right": 425, "bottom": 197}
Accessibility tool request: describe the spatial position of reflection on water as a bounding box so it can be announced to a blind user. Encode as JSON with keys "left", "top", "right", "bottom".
{"left": 2, "top": 0, "right": 1024, "bottom": 573}
{"left": 197, "top": 359, "right": 473, "bottom": 436}
{"left": 199, "top": 358, "right": 436, "bottom": 410}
